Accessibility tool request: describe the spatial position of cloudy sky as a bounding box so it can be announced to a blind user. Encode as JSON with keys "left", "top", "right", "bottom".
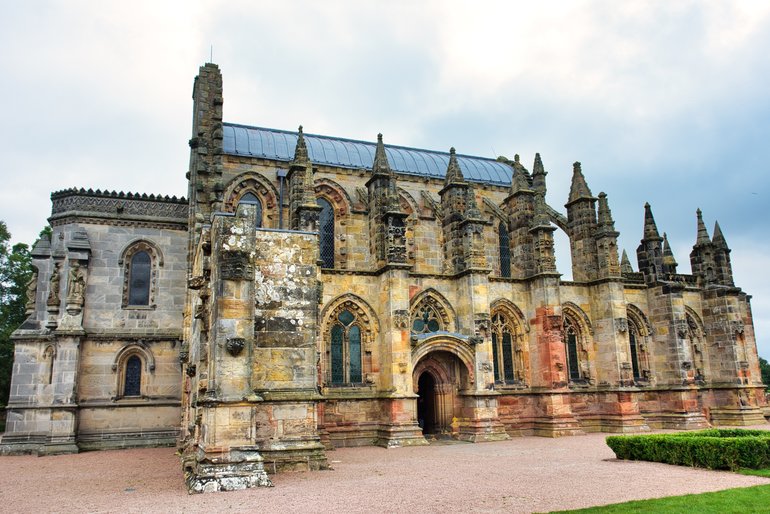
{"left": 1, "top": 1, "right": 769, "bottom": 357}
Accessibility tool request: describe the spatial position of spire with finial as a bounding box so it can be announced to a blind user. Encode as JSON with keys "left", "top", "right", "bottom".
{"left": 532, "top": 153, "right": 547, "bottom": 195}
{"left": 643, "top": 202, "right": 661, "bottom": 240}
{"left": 531, "top": 190, "right": 551, "bottom": 229}
{"left": 597, "top": 192, "right": 615, "bottom": 230}
{"left": 620, "top": 250, "right": 634, "bottom": 273}
{"left": 662, "top": 232, "right": 678, "bottom": 271}
{"left": 292, "top": 125, "right": 309, "bottom": 164}
{"left": 712, "top": 221, "right": 728, "bottom": 249}
{"left": 371, "top": 133, "right": 393, "bottom": 177}
{"left": 695, "top": 208, "right": 710, "bottom": 246}
{"left": 444, "top": 147, "right": 465, "bottom": 186}
{"left": 567, "top": 161, "right": 594, "bottom": 204}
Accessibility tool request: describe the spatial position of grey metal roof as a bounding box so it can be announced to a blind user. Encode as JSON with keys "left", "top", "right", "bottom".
{"left": 223, "top": 123, "right": 513, "bottom": 187}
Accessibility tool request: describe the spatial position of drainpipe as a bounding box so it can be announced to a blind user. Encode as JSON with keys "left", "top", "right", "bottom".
{"left": 277, "top": 169, "right": 287, "bottom": 229}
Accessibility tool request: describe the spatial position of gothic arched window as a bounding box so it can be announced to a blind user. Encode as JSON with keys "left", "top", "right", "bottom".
{"left": 498, "top": 222, "right": 511, "bottom": 278}
{"left": 330, "top": 309, "right": 363, "bottom": 384}
{"left": 124, "top": 355, "right": 142, "bottom": 397}
{"left": 128, "top": 251, "right": 151, "bottom": 306}
{"left": 317, "top": 198, "right": 335, "bottom": 269}
{"left": 563, "top": 317, "right": 583, "bottom": 381}
{"left": 629, "top": 328, "right": 641, "bottom": 380}
{"left": 238, "top": 191, "right": 263, "bottom": 228}
{"left": 121, "top": 240, "right": 162, "bottom": 309}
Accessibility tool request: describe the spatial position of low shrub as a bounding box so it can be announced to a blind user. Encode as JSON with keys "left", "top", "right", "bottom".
{"left": 606, "top": 429, "right": 770, "bottom": 470}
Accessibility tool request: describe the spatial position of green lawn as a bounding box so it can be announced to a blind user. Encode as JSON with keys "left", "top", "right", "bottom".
{"left": 549, "top": 483, "right": 770, "bottom": 513}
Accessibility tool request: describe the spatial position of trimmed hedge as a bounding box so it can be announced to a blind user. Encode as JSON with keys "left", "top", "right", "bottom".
{"left": 606, "top": 429, "right": 770, "bottom": 471}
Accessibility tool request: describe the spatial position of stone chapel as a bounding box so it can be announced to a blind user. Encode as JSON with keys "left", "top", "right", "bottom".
{"left": 1, "top": 63, "right": 766, "bottom": 492}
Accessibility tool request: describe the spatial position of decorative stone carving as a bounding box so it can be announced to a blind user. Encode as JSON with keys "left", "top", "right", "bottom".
{"left": 188, "top": 276, "right": 206, "bottom": 289}
{"left": 614, "top": 317, "right": 628, "bottom": 333}
{"left": 468, "top": 336, "right": 483, "bottom": 346}
{"left": 474, "top": 312, "right": 491, "bottom": 337}
{"left": 66, "top": 260, "right": 86, "bottom": 314}
{"left": 47, "top": 262, "right": 61, "bottom": 307}
{"left": 186, "top": 364, "right": 197, "bottom": 377}
{"left": 25, "top": 269, "right": 38, "bottom": 315}
{"left": 225, "top": 337, "right": 245, "bottom": 357}
{"left": 673, "top": 318, "right": 688, "bottom": 339}
{"left": 392, "top": 309, "right": 409, "bottom": 330}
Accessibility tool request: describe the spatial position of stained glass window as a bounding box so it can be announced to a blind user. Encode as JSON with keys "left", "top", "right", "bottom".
{"left": 564, "top": 320, "right": 582, "bottom": 381}
{"left": 411, "top": 305, "right": 441, "bottom": 334}
{"left": 318, "top": 198, "right": 334, "bottom": 268}
{"left": 329, "top": 309, "right": 364, "bottom": 385}
{"left": 629, "top": 328, "right": 641, "bottom": 380}
{"left": 128, "top": 251, "right": 151, "bottom": 306}
{"left": 492, "top": 313, "right": 517, "bottom": 383}
{"left": 331, "top": 324, "right": 344, "bottom": 384}
{"left": 124, "top": 355, "right": 142, "bottom": 397}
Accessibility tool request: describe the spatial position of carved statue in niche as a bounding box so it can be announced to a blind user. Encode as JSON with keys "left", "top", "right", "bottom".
{"left": 66, "top": 260, "right": 86, "bottom": 308}
{"left": 47, "top": 262, "right": 61, "bottom": 307}
{"left": 25, "top": 269, "right": 38, "bottom": 314}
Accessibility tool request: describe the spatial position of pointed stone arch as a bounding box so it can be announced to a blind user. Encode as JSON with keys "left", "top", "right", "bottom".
{"left": 314, "top": 178, "right": 352, "bottom": 217}
{"left": 411, "top": 334, "right": 476, "bottom": 387}
{"left": 562, "top": 302, "right": 593, "bottom": 383}
{"left": 409, "top": 288, "right": 457, "bottom": 334}
{"left": 223, "top": 172, "right": 279, "bottom": 228}
{"left": 685, "top": 306, "right": 708, "bottom": 382}
{"left": 489, "top": 299, "right": 530, "bottom": 385}
{"left": 626, "top": 304, "right": 653, "bottom": 383}
{"left": 398, "top": 188, "right": 419, "bottom": 265}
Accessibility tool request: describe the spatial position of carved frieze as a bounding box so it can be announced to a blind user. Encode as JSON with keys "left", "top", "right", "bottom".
{"left": 225, "top": 337, "right": 246, "bottom": 357}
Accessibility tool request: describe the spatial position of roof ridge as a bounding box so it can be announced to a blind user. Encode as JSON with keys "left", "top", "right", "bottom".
{"left": 222, "top": 121, "right": 512, "bottom": 165}
{"left": 50, "top": 187, "right": 187, "bottom": 203}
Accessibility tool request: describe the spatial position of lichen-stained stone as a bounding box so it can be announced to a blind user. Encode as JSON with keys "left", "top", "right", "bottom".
{"left": 3, "top": 62, "right": 767, "bottom": 492}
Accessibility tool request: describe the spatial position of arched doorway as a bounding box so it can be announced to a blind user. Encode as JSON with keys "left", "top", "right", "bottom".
{"left": 412, "top": 350, "right": 471, "bottom": 436}
{"left": 417, "top": 371, "right": 437, "bottom": 434}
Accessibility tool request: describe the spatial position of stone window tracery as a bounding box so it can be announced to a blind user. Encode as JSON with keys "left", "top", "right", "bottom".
{"left": 627, "top": 306, "right": 653, "bottom": 383}
{"left": 490, "top": 311, "right": 524, "bottom": 383}
{"left": 410, "top": 292, "right": 454, "bottom": 335}
{"left": 563, "top": 318, "right": 583, "bottom": 381}
{"left": 321, "top": 296, "right": 377, "bottom": 387}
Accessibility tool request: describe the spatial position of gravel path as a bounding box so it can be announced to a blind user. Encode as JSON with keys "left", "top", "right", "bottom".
{"left": 1, "top": 428, "right": 769, "bottom": 513}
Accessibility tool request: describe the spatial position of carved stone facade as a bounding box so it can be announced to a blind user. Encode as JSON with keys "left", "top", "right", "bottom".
{"left": 1, "top": 63, "right": 767, "bottom": 491}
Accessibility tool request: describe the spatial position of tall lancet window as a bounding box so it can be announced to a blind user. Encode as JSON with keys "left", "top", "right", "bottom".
{"left": 498, "top": 222, "right": 511, "bottom": 278}
{"left": 318, "top": 198, "right": 335, "bottom": 269}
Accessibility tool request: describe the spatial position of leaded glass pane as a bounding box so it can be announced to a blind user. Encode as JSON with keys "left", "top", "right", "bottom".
{"left": 491, "top": 332, "right": 500, "bottom": 382}
{"left": 124, "top": 355, "right": 142, "bottom": 396}
{"left": 566, "top": 329, "right": 581, "bottom": 381}
{"left": 499, "top": 222, "right": 511, "bottom": 278}
{"left": 128, "top": 251, "right": 151, "bottom": 306}
{"left": 349, "top": 325, "right": 362, "bottom": 383}
{"left": 412, "top": 305, "right": 441, "bottom": 334}
{"left": 318, "top": 198, "right": 335, "bottom": 268}
{"left": 502, "top": 332, "right": 515, "bottom": 382}
{"left": 239, "top": 192, "right": 263, "bottom": 228}
{"left": 331, "top": 324, "right": 344, "bottom": 384}
{"left": 338, "top": 310, "right": 355, "bottom": 326}
{"left": 629, "top": 330, "right": 641, "bottom": 380}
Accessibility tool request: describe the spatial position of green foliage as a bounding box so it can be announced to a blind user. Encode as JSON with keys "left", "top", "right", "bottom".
{"left": 606, "top": 429, "right": 770, "bottom": 471}
{"left": 0, "top": 220, "right": 33, "bottom": 407}
{"left": 759, "top": 357, "right": 770, "bottom": 389}
{"left": 550, "top": 484, "right": 770, "bottom": 513}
